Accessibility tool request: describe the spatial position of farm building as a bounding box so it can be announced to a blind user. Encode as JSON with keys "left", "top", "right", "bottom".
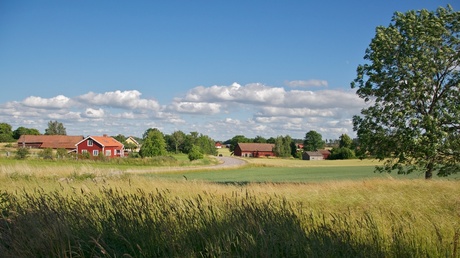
{"left": 318, "top": 149, "right": 331, "bottom": 159}
{"left": 234, "top": 143, "right": 276, "bottom": 157}
{"left": 17, "top": 135, "right": 84, "bottom": 151}
{"left": 125, "top": 136, "right": 140, "bottom": 152}
{"left": 75, "top": 135, "right": 124, "bottom": 158}
{"left": 302, "top": 151, "right": 324, "bottom": 160}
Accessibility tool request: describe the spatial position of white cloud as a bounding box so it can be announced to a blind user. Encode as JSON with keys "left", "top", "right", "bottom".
{"left": 169, "top": 101, "right": 221, "bottom": 114}
{"left": 77, "top": 90, "right": 161, "bottom": 111}
{"left": 183, "top": 83, "right": 285, "bottom": 105}
{"left": 83, "top": 108, "right": 105, "bottom": 118}
{"left": 257, "top": 107, "right": 336, "bottom": 117}
{"left": 22, "top": 95, "right": 71, "bottom": 109}
{"left": 180, "top": 83, "right": 363, "bottom": 110}
{"left": 0, "top": 84, "right": 367, "bottom": 140}
{"left": 285, "top": 79, "right": 328, "bottom": 88}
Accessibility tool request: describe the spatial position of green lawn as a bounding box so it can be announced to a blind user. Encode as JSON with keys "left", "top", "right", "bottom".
{"left": 145, "top": 165, "right": 431, "bottom": 183}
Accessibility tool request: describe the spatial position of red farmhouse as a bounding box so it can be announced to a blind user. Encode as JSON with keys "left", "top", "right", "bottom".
{"left": 234, "top": 143, "right": 276, "bottom": 158}
{"left": 76, "top": 135, "right": 124, "bottom": 158}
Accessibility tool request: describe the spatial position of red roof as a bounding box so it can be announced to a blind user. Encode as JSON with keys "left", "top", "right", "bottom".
{"left": 76, "top": 135, "right": 124, "bottom": 148}
{"left": 17, "top": 135, "right": 84, "bottom": 149}
{"left": 237, "top": 143, "right": 275, "bottom": 152}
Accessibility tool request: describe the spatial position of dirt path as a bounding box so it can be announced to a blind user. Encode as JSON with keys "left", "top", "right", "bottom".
{"left": 125, "top": 156, "right": 247, "bottom": 173}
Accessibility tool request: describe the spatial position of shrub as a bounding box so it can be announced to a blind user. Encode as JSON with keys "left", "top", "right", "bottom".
{"left": 15, "top": 147, "right": 29, "bottom": 159}
{"left": 56, "top": 148, "right": 68, "bottom": 159}
{"left": 329, "top": 147, "right": 355, "bottom": 160}
{"left": 188, "top": 145, "right": 203, "bottom": 161}
{"left": 39, "top": 148, "right": 53, "bottom": 160}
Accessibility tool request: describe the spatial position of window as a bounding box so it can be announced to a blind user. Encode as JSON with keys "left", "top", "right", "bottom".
{"left": 88, "top": 139, "right": 93, "bottom": 146}
{"left": 93, "top": 150, "right": 99, "bottom": 156}
{"left": 105, "top": 150, "right": 111, "bottom": 156}
{"left": 82, "top": 149, "right": 88, "bottom": 154}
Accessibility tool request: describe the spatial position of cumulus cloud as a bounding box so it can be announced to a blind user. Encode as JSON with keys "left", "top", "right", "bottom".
{"left": 182, "top": 83, "right": 286, "bottom": 105}
{"left": 285, "top": 79, "right": 328, "bottom": 88}
{"left": 76, "top": 90, "right": 161, "bottom": 111}
{"left": 83, "top": 108, "right": 105, "bottom": 118}
{"left": 179, "top": 83, "right": 363, "bottom": 110}
{"left": 22, "top": 95, "right": 71, "bottom": 109}
{"left": 0, "top": 84, "right": 367, "bottom": 140}
{"left": 168, "top": 101, "right": 222, "bottom": 114}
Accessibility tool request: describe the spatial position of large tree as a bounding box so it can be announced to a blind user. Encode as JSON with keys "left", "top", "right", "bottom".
{"left": 303, "top": 130, "right": 325, "bottom": 151}
{"left": 139, "top": 128, "right": 167, "bottom": 157}
{"left": 13, "top": 126, "right": 40, "bottom": 139}
{"left": 351, "top": 6, "right": 460, "bottom": 179}
{"left": 169, "top": 130, "right": 186, "bottom": 154}
{"left": 0, "top": 123, "right": 14, "bottom": 142}
{"left": 45, "top": 120, "right": 66, "bottom": 135}
{"left": 273, "top": 135, "right": 292, "bottom": 158}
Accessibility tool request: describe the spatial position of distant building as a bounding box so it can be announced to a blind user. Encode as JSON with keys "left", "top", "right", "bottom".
{"left": 318, "top": 149, "right": 331, "bottom": 159}
{"left": 125, "top": 136, "right": 140, "bottom": 152}
{"left": 17, "top": 135, "right": 84, "bottom": 151}
{"left": 75, "top": 134, "right": 124, "bottom": 158}
{"left": 302, "top": 151, "right": 324, "bottom": 161}
{"left": 234, "top": 143, "right": 276, "bottom": 157}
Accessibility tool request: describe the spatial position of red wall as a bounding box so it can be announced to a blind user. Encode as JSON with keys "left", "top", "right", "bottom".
{"left": 77, "top": 139, "right": 122, "bottom": 158}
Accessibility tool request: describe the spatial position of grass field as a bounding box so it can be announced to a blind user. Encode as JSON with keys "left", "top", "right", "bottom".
{"left": 145, "top": 165, "right": 426, "bottom": 183}
{"left": 0, "top": 147, "right": 459, "bottom": 257}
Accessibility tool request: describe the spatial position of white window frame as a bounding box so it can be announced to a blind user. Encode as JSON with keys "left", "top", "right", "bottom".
{"left": 82, "top": 149, "right": 88, "bottom": 154}
{"left": 88, "top": 139, "right": 93, "bottom": 146}
{"left": 93, "top": 150, "right": 99, "bottom": 156}
{"left": 105, "top": 150, "right": 111, "bottom": 156}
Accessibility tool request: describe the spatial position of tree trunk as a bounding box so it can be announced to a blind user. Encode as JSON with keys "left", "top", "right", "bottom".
{"left": 425, "top": 162, "right": 434, "bottom": 179}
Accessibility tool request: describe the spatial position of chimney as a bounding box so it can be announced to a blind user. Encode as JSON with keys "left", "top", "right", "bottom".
{"left": 103, "top": 134, "right": 108, "bottom": 137}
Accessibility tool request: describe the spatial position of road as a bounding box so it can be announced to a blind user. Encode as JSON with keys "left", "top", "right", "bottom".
{"left": 125, "top": 156, "right": 247, "bottom": 173}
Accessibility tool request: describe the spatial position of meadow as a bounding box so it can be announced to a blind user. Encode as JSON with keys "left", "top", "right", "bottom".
{"left": 0, "top": 146, "right": 459, "bottom": 257}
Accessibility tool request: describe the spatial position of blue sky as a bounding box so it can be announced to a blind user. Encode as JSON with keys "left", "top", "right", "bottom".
{"left": 0, "top": 1, "right": 456, "bottom": 141}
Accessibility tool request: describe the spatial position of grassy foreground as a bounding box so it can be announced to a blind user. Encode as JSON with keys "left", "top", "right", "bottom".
{"left": 0, "top": 163, "right": 459, "bottom": 257}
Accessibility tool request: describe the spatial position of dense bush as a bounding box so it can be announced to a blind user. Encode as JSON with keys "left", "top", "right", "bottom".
{"left": 15, "top": 147, "right": 29, "bottom": 159}
{"left": 329, "top": 147, "right": 356, "bottom": 160}
{"left": 188, "top": 145, "right": 204, "bottom": 161}
{"left": 39, "top": 148, "right": 53, "bottom": 160}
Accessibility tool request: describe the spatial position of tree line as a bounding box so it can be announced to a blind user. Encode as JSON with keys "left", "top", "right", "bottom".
{"left": 226, "top": 131, "right": 359, "bottom": 160}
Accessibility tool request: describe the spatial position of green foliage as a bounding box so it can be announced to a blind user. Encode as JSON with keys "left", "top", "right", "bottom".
{"left": 139, "top": 128, "right": 167, "bottom": 158}
{"left": 351, "top": 6, "right": 460, "bottom": 179}
{"left": 80, "top": 151, "right": 91, "bottom": 159}
{"left": 12, "top": 126, "right": 40, "bottom": 139}
{"left": 0, "top": 123, "right": 14, "bottom": 142}
{"left": 15, "top": 147, "right": 29, "bottom": 159}
{"left": 229, "top": 135, "right": 250, "bottom": 152}
{"left": 55, "top": 148, "right": 68, "bottom": 159}
{"left": 339, "top": 134, "right": 353, "bottom": 149}
{"left": 303, "top": 130, "right": 325, "bottom": 151}
{"left": 112, "top": 134, "right": 126, "bottom": 143}
{"left": 253, "top": 135, "right": 267, "bottom": 143}
{"left": 329, "top": 147, "right": 356, "bottom": 160}
{"left": 44, "top": 120, "right": 66, "bottom": 135}
{"left": 39, "top": 148, "right": 54, "bottom": 160}
{"left": 188, "top": 145, "right": 204, "bottom": 161}
{"left": 273, "top": 135, "right": 293, "bottom": 157}
{"left": 167, "top": 130, "right": 186, "bottom": 153}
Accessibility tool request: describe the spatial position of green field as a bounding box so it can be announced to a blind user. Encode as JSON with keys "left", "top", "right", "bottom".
{"left": 146, "top": 165, "right": 428, "bottom": 182}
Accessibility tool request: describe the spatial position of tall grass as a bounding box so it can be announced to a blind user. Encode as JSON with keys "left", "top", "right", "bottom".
{"left": 0, "top": 178, "right": 459, "bottom": 257}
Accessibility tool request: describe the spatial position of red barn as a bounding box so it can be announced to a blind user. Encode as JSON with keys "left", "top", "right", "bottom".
{"left": 76, "top": 135, "right": 124, "bottom": 158}
{"left": 234, "top": 143, "right": 276, "bottom": 157}
{"left": 17, "top": 135, "right": 84, "bottom": 151}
